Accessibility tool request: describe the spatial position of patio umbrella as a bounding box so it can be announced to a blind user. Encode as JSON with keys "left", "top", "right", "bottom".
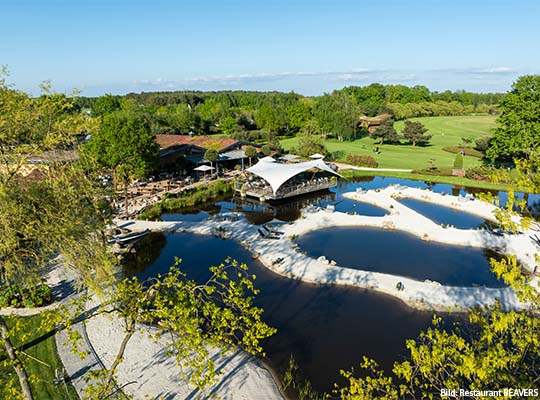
{"left": 194, "top": 165, "right": 214, "bottom": 178}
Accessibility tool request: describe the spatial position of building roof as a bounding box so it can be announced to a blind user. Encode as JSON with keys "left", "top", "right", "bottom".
{"left": 218, "top": 149, "right": 247, "bottom": 161}
{"left": 155, "top": 134, "right": 240, "bottom": 152}
{"left": 246, "top": 159, "right": 341, "bottom": 195}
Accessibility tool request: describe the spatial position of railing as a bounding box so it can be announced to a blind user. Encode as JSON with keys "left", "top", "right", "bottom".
{"left": 275, "top": 181, "right": 335, "bottom": 198}
{"left": 235, "top": 179, "right": 336, "bottom": 199}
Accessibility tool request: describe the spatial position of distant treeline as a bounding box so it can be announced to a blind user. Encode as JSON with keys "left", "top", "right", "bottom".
{"left": 72, "top": 84, "right": 504, "bottom": 142}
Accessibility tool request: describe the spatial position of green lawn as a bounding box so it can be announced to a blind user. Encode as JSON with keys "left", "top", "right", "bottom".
{"left": 0, "top": 314, "right": 78, "bottom": 400}
{"left": 281, "top": 115, "right": 497, "bottom": 170}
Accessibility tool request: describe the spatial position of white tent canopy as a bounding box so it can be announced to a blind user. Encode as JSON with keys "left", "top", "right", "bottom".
{"left": 309, "top": 153, "right": 325, "bottom": 159}
{"left": 259, "top": 156, "right": 276, "bottom": 163}
{"left": 246, "top": 159, "right": 341, "bottom": 194}
{"left": 194, "top": 165, "right": 215, "bottom": 171}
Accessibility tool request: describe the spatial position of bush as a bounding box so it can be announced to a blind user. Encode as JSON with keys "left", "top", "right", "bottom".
{"left": 474, "top": 136, "right": 493, "bottom": 152}
{"left": 465, "top": 166, "right": 512, "bottom": 183}
{"left": 453, "top": 154, "right": 464, "bottom": 169}
{"left": 138, "top": 179, "right": 233, "bottom": 220}
{"left": 0, "top": 284, "right": 52, "bottom": 308}
{"left": 412, "top": 167, "right": 454, "bottom": 176}
{"left": 442, "top": 146, "right": 484, "bottom": 158}
{"left": 346, "top": 154, "right": 378, "bottom": 168}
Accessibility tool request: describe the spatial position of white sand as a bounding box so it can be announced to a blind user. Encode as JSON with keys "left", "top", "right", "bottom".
{"left": 84, "top": 311, "right": 283, "bottom": 399}
{"left": 71, "top": 185, "right": 540, "bottom": 398}
{"left": 122, "top": 185, "right": 539, "bottom": 311}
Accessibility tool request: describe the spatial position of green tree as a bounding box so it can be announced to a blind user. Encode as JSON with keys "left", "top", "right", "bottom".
{"left": 0, "top": 75, "right": 113, "bottom": 399}
{"left": 487, "top": 75, "right": 540, "bottom": 160}
{"left": 260, "top": 144, "right": 272, "bottom": 156}
{"left": 314, "top": 92, "right": 359, "bottom": 141}
{"left": 254, "top": 103, "right": 288, "bottom": 134}
{"left": 371, "top": 120, "right": 400, "bottom": 144}
{"left": 1, "top": 76, "right": 276, "bottom": 400}
{"left": 286, "top": 99, "right": 313, "bottom": 133}
{"left": 453, "top": 153, "right": 464, "bottom": 169}
{"left": 91, "top": 94, "right": 121, "bottom": 116}
{"left": 83, "top": 110, "right": 159, "bottom": 215}
{"left": 204, "top": 148, "right": 219, "bottom": 172}
{"left": 245, "top": 146, "right": 257, "bottom": 167}
{"left": 219, "top": 115, "right": 240, "bottom": 136}
{"left": 294, "top": 120, "right": 327, "bottom": 157}
{"left": 402, "top": 120, "right": 432, "bottom": 146}
{"left": 87, "top": 260, "right": 276, "bottom": 397}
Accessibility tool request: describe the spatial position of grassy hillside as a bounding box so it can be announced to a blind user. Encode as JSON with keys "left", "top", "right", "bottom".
{"left": 281, "top": 115, "right": 496, "bottom": 170}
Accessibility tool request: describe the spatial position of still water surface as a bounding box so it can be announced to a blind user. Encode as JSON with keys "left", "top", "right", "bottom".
{"left": 126, "top": 232, "right": 457, "bottom": 393}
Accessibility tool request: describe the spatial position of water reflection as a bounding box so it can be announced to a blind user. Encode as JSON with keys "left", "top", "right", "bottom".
{"left": 397, "top": 198, "right": 490, "bottom": 229}
{"left": 124, "top": 232, "right": 455, "bottom": 393}
{"left": 161, "top": 176, "right": 540, "bottom": 224}
{"left": 297, "top": 227, "right": 506, "bottom": 287}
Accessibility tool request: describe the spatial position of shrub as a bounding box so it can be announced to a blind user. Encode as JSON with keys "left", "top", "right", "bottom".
{"left": 474, "top": 136, "right": 493, "bottom": 152}
{"left": 138, "top": 180, "right": 233, "bottom": 220}
{"left": 346, "top": 154, "right": 378, "bottom": 168}
{"left": 453, "top": 154, "right": 464, "bottom": 169}
{"left": 0, "top": 284, "right": 53, "bottom": 308}
{"left": 442, "top": 146, "right": 484, "bottom": 158}
{"left": 412, "top": 167, "right": 453, "bottom": 176}
{"left": 465, "top": 166, "right": 512, "bottom": 183}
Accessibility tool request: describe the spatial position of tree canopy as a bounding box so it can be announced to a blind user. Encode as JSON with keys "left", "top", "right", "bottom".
{"left": 314, "top": 92, "right": 359, "bottom": 141}
{"left": 487, "top": 75, "right": 540, "bottom": 161}
{"left": 84, "top": 110, "right": 159, "bottom": 184}
{"left": 402, "top": 120, "right": 432, "bottom": 146}
{"left": 371, "top": 120, "right": 400, "bottom": 144}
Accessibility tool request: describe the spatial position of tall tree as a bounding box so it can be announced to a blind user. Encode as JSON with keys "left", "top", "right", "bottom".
{"left": 487, "top": 75, "right": 540, "bottom": 161}
{"left": 314, "top": 92, "right": 359, "bottom": 141}
{"left": 402, "top": 120, "right": 432, "bottom": 146}
{"left": 0, "top": 75, "right": 112, "bottom": 399}
{"left": 91, "top": 94, "right": 121, "bottom": 117}
{"left": 254, "top": 103, "right": 288, "bottom": 134}
{"left": 83, "top": 110, "right": 159, "bottom": 215}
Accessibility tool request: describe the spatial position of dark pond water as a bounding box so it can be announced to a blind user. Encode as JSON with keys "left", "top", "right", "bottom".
{"left": 161, "top": 176, "right": 540, "bottom": 225}
{"left": 148, "top": 175, "right": 538, "bottom": 394}
{"left": 397, "top": 198, "right": 491, "bottom": 229}
{"left": 125, "top": 232, "right": 453, "bottom": 394}
{"left": 297, "top": 227, "right": 506, "bottom": 287}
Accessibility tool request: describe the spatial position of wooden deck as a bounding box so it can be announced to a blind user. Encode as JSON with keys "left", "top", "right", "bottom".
{"left": 235, "top": 180, "right": 336, "bottom": 201}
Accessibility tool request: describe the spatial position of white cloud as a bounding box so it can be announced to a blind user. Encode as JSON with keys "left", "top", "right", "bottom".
{"left": 131, "top": 68, "right": 384, "bottom": 88}
{"left": 431, "top": 66, "right": 518, "bottom": 76}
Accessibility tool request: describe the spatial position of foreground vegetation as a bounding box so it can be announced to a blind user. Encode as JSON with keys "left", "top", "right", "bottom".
{"left": 138, "top": 179, "right": 233, "bottom": 220}
{"left": 0, "top": 315, "right": 78, "bottom": 400}
{"left": 1, "top": 73, "right": 274, "bottom": 399}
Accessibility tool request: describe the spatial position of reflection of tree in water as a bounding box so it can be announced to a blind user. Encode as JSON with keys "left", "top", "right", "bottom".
{"left": 122, "top": 233, "right": 167, "bottom": 276}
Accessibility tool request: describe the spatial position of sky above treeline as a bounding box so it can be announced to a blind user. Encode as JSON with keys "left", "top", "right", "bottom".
{"left": 2, "top": 0, "right": 539, "bottom": 97}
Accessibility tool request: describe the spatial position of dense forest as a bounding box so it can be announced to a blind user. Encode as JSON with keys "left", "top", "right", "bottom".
{"left": 72, "top": 84, "right": 504, "bottom": 145}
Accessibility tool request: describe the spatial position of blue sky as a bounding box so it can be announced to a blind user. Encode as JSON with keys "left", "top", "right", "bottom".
{"left": 2, "top": 0, "right": 539, "bottom": 96}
